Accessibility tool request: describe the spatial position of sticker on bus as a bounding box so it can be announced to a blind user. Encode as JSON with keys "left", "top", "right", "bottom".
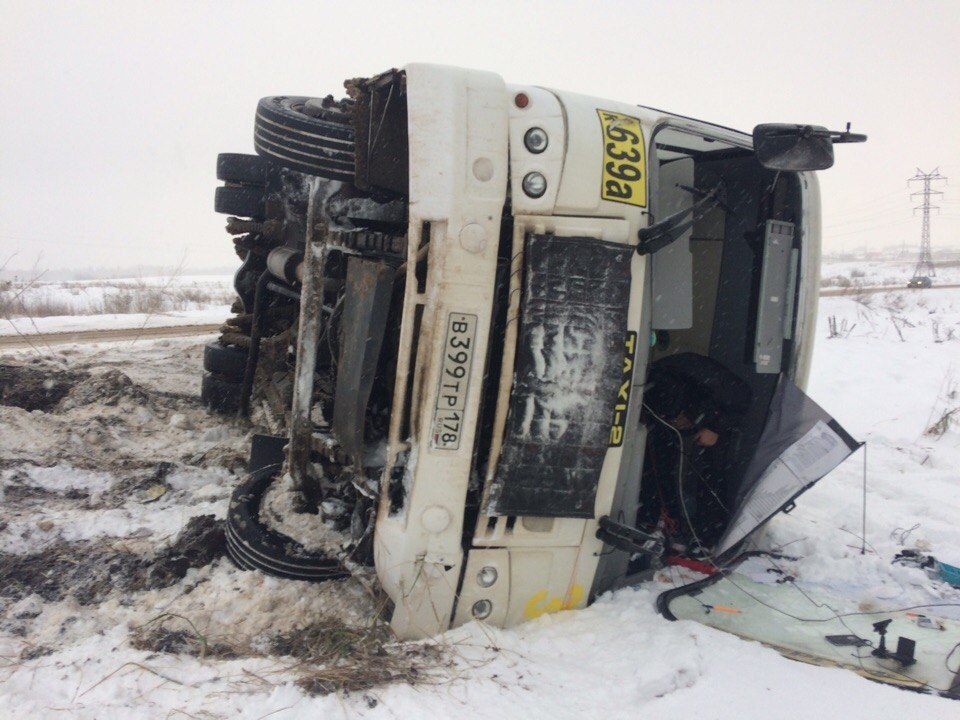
{"left": 597, "top": 110, "right": 647, "bottom": 208}
{"left": 609, "top": 331, "right": 637, "bottom": 447}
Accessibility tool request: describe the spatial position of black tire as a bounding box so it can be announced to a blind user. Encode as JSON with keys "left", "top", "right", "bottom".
{"left": 226, "top": 464, "right": 349, "bottom": 581}
{"left": 203, "top": 341, "right": 248, "bottom": 380}
{"left": 200, "top": 371, "right": 241, "bottom": 414}
{"left": 253, "top": 96, "right": 356, "bottom": 181}
{"left": 214, "top": 185, "right": 266, "bottom": 218}
{"left": 217, "top": 153, "right": 269, "bottom": 185}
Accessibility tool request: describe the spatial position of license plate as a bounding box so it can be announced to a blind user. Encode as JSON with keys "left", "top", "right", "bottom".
{"left": 597, "top": 109, "right": 647, "bottom": 208}
{"left": 431, "top": 312, "right": 478, "bottom": 450}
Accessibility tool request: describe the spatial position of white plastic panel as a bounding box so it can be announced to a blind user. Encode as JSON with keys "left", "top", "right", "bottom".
{"left": 375, "top": 64, "right": 509, "bottom": 640}
{"left": 651, "top": 157, "right": 694, "bottom": 329}
{"left": 506, "top": 85, "right": 565, "bottom": 215}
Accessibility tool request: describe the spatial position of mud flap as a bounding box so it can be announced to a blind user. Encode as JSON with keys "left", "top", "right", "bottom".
{"left": 488, "top": 234, "right": 632, "bottom": 518}
{"left": 349, "top": 69, "right": 408, "bottom": 195}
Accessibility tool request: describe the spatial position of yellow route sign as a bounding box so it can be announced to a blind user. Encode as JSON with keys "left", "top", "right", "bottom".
{"left": 597, "top": 110, "right": 647, "bottom": 208}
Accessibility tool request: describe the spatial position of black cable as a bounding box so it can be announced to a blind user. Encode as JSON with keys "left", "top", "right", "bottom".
{"left": 945, "top": 641, "right": 960, "bottom": 675}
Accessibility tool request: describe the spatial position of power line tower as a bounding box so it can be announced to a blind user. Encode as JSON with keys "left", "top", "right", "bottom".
{"left": 908, "top": 168, "right": 947, "bottom": 278}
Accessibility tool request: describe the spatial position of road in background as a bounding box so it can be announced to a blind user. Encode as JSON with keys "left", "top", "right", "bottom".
{"left": 0, "top": 324, "right": 220, "bottom": 350}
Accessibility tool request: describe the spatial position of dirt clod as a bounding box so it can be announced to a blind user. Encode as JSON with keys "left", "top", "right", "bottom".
{"left": 0, "top": 541, "right": 144, "bottom": 605}
{"left": 0, "top": 364, "right": 87, "bottom": 412}
{"left": 0, "top": 515, "right": 227, "bottom": 604}
{"left": 144, "top": 514, "right": 226, "bottom": 590}
{"left": 57, "top": 369, "right": 149, "bottom": 410}
{"left": 131, "top": 621, "right": 238, "bottom": 659}
{"left": 20, "top": 645, "right": 54, "bottom": 661}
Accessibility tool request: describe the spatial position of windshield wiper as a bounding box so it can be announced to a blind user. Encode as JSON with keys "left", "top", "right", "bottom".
{"left": 636, "top": 183, "right": 726, "bottom": 256}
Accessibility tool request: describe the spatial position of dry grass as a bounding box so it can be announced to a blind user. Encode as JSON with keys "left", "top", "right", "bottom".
{"left": 131, "top": 614, "right": 240, "bottom": 661}
{"left": 926, "top": 407, "right": 959, "bottom": 437}
{"left": 925, "top": 374, "right": 959, "bottom": 437}
{"left": 271, "top": 618, "right": 448, "bottom": 696}
{"left": 820, "top": 274, "right": 903, "bottom": 291}
{"left": 0, "top": 279, "right": 235, "bottom": 319}
{"left": 130, "top": 612, "right": 450, "bottom": 697}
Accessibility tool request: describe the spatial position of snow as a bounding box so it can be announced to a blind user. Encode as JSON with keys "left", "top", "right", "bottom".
{"left": 820, "top": 257, "right": 960, "bottom": 289}
{"left": 1, "top": 274, "right": 234, "bottom": 336}
{"left": 261, "top": 471, "right": 349, "bottom": 556}
{"left": 1, "top": 265, "right": 959, "bottom": 718}
{"left": 0, "top": 307, "right": 230, "bottom": 336}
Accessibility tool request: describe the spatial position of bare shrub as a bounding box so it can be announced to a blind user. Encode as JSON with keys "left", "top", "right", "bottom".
{"left": 925, "top": 374, "right": 960, "bottom": 437}
{"left": 2, "top": 276, "right": 235, "bottom": 320}
{"left": 926, "top": 407, "right": 959, "bottom": 437}
{"left": 827, "top": 315, "right": 856, "bottom": 339}
{"left": 889, "top": 316, "right": 906, "bottom": 342}
{"left": 883, "top": 293, "right": 906, "bottom": 313}
{"left": 174, "top": 287, "right": 209, "bottom": 305}
{"left": 100, "top": 291, "right": 133, "bottom": 315}
{"left": 821, "top": 275, "right": 852, "bottom": 289}
{"left": 1, "top": 291, "right": 77, "bottom": 318}
{"left": 852, "top": 286, "right": 873, "bottom": 307}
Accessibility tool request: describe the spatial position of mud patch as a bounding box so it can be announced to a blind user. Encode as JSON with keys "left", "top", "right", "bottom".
{"left": 0, "top": 540, "right": 145, "bottom": 605}
{"left": 144, "top": 514, "right": 226, "bottom": 589}
{"left": 0, "top": 514, "right": 226, "bottom": 604}
{"left": 0, "top": 364, "right": 88, "bottom": 412}
{"left": 57, "top": 368, "right": 149, "bottom": 410}
{"left": 131, "top": 615, "right": 239, "bottom": 659}
{"left": 1, "top": 482, "right": 89, "bottom": 503}
{"left": 103, "top": 461, "right": 175, "bottom": 505}
{"left": 20, "top": 644, "right": 55, "bottom": 661}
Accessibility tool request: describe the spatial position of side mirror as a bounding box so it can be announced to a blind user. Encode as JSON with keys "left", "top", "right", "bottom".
{"left": 753, "top": 123, "right": 868, "bottom": 172}
{"left": 753, "top": 124, "right": 834, "bottom": 171}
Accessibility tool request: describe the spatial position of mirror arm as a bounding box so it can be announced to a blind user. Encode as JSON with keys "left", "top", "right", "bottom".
{"left": 831, "top": 122, "right": 868, "bottom": 145}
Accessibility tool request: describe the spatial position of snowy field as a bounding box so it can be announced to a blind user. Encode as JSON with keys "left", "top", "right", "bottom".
{"left": 0, "top": 275, "right": 234, "bottom": 336}
{"left": 821, "top": 257, "right": 960, "bottom": 290}
{"left": 1, "top": 271, "right": 959, "bottom": 718}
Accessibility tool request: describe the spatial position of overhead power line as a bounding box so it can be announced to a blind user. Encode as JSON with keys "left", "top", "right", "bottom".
{"left": 908, "top": 168, "right": 947, "bottom": 277}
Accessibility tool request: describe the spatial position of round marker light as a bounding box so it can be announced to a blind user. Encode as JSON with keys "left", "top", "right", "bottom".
{"left": 522, "top": 172, "right": 547, "bottom": 199}
{"left": 523, "top": 127, "right": 548, "bottom": 154}
{"left": 514, "top": 92, "right": 530, "bottom": 109}
{"left": 477, "top": 566, "right": 498, "bottom": 588}
{"left": 472, "top": 599, "right": 493, "bottom": 620}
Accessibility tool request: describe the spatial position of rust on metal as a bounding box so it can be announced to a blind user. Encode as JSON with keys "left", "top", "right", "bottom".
{"left": 286, "top": 178, "right": 327, "bottom": 512}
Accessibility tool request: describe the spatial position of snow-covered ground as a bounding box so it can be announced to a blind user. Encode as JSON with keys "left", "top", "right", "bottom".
{"left": 1, "top": 273, "right": 959, "bottom": 718}
{"left": 821, "top": 257, "right": 960, "bottom": 289}
{"left": 0, "top": 275, "right": 234, "bottom": 336}
{"left": 0, "top": 307, "right": 230, "bottom": 337}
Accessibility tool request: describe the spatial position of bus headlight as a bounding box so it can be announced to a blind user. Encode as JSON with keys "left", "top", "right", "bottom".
{"left": 522, "top": 172, "right": 547, "bottom": 198}
{"left": 477, "top": 566, "right": 498, "bottom": 588}
{"left": 523, "top": 127, "right": 548, "bottom": 154}
{"left": 472, "top": 599, "right": 493, "bottom": 620}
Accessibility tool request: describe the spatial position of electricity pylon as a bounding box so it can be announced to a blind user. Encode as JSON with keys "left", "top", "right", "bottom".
{"left": 908, "top": 168, "right": 947, "bottom": 278}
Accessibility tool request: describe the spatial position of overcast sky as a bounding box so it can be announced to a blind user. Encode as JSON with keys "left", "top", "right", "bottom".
{"left": 2, "top": 0, "right": 959, "bottom": 276}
